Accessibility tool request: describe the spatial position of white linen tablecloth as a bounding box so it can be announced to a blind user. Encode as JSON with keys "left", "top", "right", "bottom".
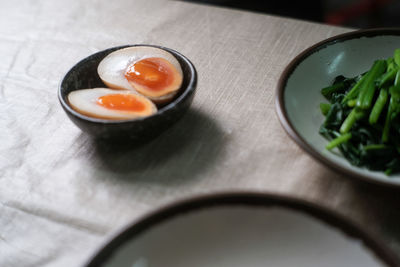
{"left": 1, "top": 0, "right": 400, "bottom": 266}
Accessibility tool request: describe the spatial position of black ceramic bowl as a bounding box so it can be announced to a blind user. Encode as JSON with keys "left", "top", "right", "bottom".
{"left": 59, "top": 45, "right": 197, "bottom": 141}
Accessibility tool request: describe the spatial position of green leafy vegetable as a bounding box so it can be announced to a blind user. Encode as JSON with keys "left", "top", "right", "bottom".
{"left": 319, "top": 49, "right": 400, "bottom": 175}
{"left": 320, "top": 103, "right": 331, "bottom": 116}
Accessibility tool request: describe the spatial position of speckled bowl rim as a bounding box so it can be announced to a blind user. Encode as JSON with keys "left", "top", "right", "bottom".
{"left": 84, "top": 191, "right": 400, "bottom": 267}
{"left": 58, "top": 44, "right": 197, "bottom": 124}
{"left": 276, "top": 28, "right": 400, "bottom": 188}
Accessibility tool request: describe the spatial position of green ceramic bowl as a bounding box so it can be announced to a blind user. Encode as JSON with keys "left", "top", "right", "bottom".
{"left": 276, "top": 28, "right": 400, "bottom": 187}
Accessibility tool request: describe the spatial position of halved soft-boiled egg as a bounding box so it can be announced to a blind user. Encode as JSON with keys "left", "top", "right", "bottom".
{"left": 68, "top": 88, "right": 157, "bottom": 120}
{"left": 97, "top": 46, "right": 183, "bottom": 104}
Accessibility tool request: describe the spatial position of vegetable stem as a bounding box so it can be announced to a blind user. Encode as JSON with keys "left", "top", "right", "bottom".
{"left": 356, "top": 60, "right": 387, "bottom": 110}
{"left": 341, "top": 74, "right": 367, "bottom": 104}
{"left": 363, "top": 144, "right": 387, "bottom": 151}
{"left": 395, "top": 49, "right": 400, "bottom": 66}
{"left": 369, "top": 87, "right": 388, "bottom": 124}
{"left": 382, "top": 99, "right": 392, "bottom": 143}
{"left": 340, "top": 108, "right": 364, "bottom": 134}
{"left": 387, "top": 57, "right": 396, "bottom": 72}
{"left": 378, "top": 68, "right": 398, "bottom": 88}
{"left": 326, "top": 133, "right": 352, "bottom": 150}
{"left": 382, "top": 83, "right": 400, "bottom": 142}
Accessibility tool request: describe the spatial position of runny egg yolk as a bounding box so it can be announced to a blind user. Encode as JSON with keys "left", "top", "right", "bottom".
{"left": 124, "top": 57, "right": 174, "bottom": 91}
{"left": 97, "top": 94, "right": 146, "bottom": 112}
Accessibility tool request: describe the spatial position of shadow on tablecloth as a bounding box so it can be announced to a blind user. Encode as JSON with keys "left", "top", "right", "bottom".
{"left": 90, "top": 108, "right": 227, "bottom": 185}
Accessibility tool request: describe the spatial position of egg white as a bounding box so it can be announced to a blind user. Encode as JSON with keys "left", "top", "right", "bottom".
{"left": 68, "top": 88, "right": 157, "bottom": 120}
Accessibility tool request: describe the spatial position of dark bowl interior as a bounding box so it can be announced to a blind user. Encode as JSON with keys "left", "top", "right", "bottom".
{"left": 59, "top": 45, "right": 197, "bottom": 141}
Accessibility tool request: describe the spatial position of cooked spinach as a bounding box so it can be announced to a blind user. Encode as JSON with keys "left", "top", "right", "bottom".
{"left": 320, "top": 49, "right": 400, "bottom": 175}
